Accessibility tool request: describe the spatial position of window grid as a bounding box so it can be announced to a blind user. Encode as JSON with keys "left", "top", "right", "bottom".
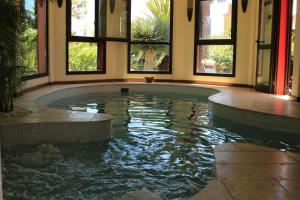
{"left": 194, "top": 0, "right": 238, "bottom": 77}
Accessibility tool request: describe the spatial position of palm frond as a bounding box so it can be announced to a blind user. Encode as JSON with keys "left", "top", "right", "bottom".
{"left": 0, "top": 0, "right": 24, "bottom": 112}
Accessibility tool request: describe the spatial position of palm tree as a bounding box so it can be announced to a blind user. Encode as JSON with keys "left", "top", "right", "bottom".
{"left": 0, "top": 0, "right": 24, "bottom": 112}
{"left": 131, "top": 0, "right": 170, "bottom": 71}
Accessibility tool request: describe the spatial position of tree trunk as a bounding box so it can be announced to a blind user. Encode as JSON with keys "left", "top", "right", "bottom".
{"left": 144, "top": 50, "right": 156, "bottom": 71}
{"left": 0, "top": 92, "right": 14, "bottom": 113}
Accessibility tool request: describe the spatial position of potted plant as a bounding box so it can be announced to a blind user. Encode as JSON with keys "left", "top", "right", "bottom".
{"left": 145, "top": 77, "right": 154, "bottom": 83}
{"left": 0, "top": 0, "right": 24, "bottom": 113}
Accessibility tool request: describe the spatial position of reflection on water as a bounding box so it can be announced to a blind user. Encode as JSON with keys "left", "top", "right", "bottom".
{"left": 2, "top": 92, "right": 299, "bottom": 199}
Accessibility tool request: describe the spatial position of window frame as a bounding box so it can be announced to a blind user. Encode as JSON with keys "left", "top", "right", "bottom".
{"left": 193, "top": 0, "right": 238, "bottom": 77}
{"left": 127, "top": 0, "right": 174, "bottom": 74}
{"left": 22, "top": 0, "right": 49, "bottom": 81}
{"left": 66, "top": 0, "right": 106, "bottom": 75}
{"left": 66, "top": 0, "right": 130, "bottom": 75}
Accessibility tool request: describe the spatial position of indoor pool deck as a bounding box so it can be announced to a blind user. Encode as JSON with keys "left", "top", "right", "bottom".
{"left": 0, "top": 82, "right": 300, "bottom": 199}
{"left": 192, "top": 143, "right": 300, "bottom": 200}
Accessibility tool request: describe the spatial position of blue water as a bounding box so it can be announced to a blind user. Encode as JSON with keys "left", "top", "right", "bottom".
{"left": 2, "top": 92, "right": 300, "bottom": 199}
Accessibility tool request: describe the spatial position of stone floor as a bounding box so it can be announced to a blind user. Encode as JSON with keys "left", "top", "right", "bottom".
{"left": 192, "top": 143, "right": 300, "bottom": 200}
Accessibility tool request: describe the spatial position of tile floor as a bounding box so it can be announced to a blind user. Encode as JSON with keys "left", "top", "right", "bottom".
{"left": 193, "top": 143, "right": 300, "bottom": 200}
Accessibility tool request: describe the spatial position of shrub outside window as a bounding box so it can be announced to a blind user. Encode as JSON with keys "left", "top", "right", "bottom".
{"left": 22, "top": 0, "right": 48, "bottom": 80}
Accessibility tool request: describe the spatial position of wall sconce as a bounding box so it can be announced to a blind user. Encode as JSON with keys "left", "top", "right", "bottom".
{"left": 242, "top": 0, "right": 248, "bottom": 13}
{"left": 50, "top": 0, "right": 63, "bottom": 8}
{"left": 110, "top": 0, "right": 116, "bottom": 14}
{"left": 57, "top": 0, "right": 63, "bottom": 7}
{"left": 187, "top": 0, "right": 193, "bottom": 22}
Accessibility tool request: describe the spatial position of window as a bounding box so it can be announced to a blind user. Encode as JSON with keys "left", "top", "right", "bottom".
{"left": 22, "top": 0, "right": 48, "bottom": 79}
{"left": 66, "top": 0, "right": 128, "bottom": 74}
{"left": 194, "top": 0, "right": 237, "bottom": 76}
{"left": 128, "top": 0, "right": 173, "bottom": 73}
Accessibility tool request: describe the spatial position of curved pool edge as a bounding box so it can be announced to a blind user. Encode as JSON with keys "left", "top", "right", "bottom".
{"left": 30, "top": 82, "right": 300, "bottom": 134}
{"left": 208, "top": 99, "right": 300, "bottom": 135}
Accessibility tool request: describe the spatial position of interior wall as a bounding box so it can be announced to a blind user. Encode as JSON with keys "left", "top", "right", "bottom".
{"left": 23, "top": 76, "right": 50, "bottom": 90}
{"left": 31, "top": 0, "right": 259, "bottom": 86}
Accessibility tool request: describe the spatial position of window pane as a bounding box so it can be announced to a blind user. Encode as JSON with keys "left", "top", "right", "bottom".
{"left": 71, "top": 0, "right": 95, "bottom": 37}
{"left": 196, "top": 45, "right": 234, "bottom": 74}
{"left": 259, "top": 0, "right": 273, "bottom": 44}
{"left": 257, "top": 49, "right": 271, "bottom": 86}
{"left": 68, "top": 42, "right": 100, "bottom": 72}
{"left": 22, "top": 0, "right": 47, "bottom": 76}
{"left": 198, "top": 0, "right": 232, "bottom": 40}
{"left": 131, "top": 0, "right": 171, "bottom": 42}
{"left": 99, "top": 0, "right": 128, "bottom": 38}
{"left": 130, "top": 44, "right": 170, "bottom": 72}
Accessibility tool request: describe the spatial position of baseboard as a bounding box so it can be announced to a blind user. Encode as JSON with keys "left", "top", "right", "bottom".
{"left": 22, "top": 82, "right": 51, "bottom": 93}
{"left": 51, "top": 79, "right": 126, "bottom": 85}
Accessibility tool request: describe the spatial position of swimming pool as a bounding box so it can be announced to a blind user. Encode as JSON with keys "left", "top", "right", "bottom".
{"left": 2, "top": 91, "right": 300, "bottom": 199}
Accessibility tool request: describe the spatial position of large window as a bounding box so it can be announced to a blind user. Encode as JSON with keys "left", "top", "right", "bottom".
{"left": 194, "top": 0, "right": 237, "bottom": 76}
{"left": 22, "top": 0, "right": 48, "bottom": 79}
{"left": 128, "top": 0, "right": 173, "bottom": 73}
{"left": 66, "top": 0, "right": 128, "bottom": 74}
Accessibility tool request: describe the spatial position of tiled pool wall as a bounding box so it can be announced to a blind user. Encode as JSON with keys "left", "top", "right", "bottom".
{"left": 209, "top": 101, "right": 300, "bottom": 135}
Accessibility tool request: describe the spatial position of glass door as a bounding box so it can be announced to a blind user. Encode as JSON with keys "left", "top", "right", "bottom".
{"left": 287, "top": 0, "right": 297, "bottom": 94}
{"left": 256, "top": 0, "right": 278, "bottom": 93}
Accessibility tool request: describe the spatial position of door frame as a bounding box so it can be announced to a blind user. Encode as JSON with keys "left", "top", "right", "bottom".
{"left": 255, "top": 0, "right": 280, "bottom": 93}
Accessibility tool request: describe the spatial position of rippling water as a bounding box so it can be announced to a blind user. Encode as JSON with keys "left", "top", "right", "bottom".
{"left": 2, "top": 92, "right": 300, "bottom": 199}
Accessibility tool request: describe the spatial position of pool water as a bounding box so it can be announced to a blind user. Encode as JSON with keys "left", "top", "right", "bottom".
{"left": 2, "top": 92, "right": 300, "bottom": 199}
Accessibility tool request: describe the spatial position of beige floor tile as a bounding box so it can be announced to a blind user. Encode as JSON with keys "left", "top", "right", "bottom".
{"left": 246, "top": 152, "right": 298, "bottom": 164}
{"left": 215, "top": 152, "right": 252, "bottom": 164}
{"left": 191, "top": 180, "right": 233, "bottom": 200}
{"left": 214, "top": 143, "right": 240, "bottom": 152}
{"left": 234, "top": 143, "right": 278, "bottom": 152}
{"left": 287, "top": 152, "right": 300, "bottom": 162}
{"left": 216, "top": 164, "right": 272, "bottom": 181}
{"left": 267, "top": 164, "right": 300, "bottom": 180}
{"left": 224, "top": 181, "right": 294, "bottom": 200}
{"left": 279, "top": 180, "right": 300, "bottom": 199}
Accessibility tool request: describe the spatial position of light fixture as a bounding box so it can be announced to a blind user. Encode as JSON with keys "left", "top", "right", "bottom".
{"left": 242, "top": 0, "right": 248, "bottom": 13}
{"left": 110, "top": 0, "right": 116, "bottom": 14}
{"left": 187, "top": 0, "right": 193, "bottom": 22}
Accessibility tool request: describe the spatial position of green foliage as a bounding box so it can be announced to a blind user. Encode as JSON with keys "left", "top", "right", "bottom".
{"left": 0, "top": 0, "right": 24, "bottom": 112}
{"left": 68, "top": 43, "right": 98, "bottom": 71}
{"left": 132, "top": 18, "right": 166, "bottom": 42}
{"left": 20, "top": 1, "right": 38, "bottom": 75}
{"left": 210, "top": 45, "right": 233, "bottom": 73}
{"left": 291, "top": 30, "right": 295, "bottom": 59}
{"left": 130, "top": 0, "right": 170, "bottom": 71}
{"left": 146, "top": 0, "right": 170, "bottom": 22}
{"left": 21, "top": 25, "right": 38, "bottom": 75}
{"left": 71, "top": 0, "right": 87, "bottom": 19}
